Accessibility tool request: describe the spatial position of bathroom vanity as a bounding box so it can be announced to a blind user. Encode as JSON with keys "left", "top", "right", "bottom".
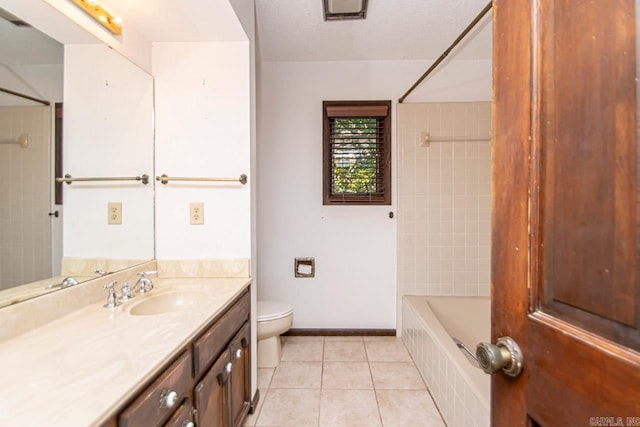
{"left": 115, "top": 288, "right": 251, "bottom": 427}
{"left": 0, "top": 264, "right": 253, "bottom": 427}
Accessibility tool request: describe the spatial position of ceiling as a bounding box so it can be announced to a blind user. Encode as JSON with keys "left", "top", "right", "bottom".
{"left": 0, "top": 0, "right": 493, "bottom": 66}
{"left": 0, "top": 9, "right": 62, "bottom": 66}
{"left": 102, "top": 0, "right": 247, "bottom": 43}
{"left": 255, "top": 0, "right": 493, "bottom": 62}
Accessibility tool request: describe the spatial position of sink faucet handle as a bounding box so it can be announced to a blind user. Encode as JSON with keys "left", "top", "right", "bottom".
{"left": 138, "top": 270, "right": 159, "bottom": 277}
{"left": 95, "top": 269, "right": 108, "bottom": 276}
{"left": 120, "top": 282, "right": 134, "bottom": 301}
{"left": 103, "top": 280, "right": 122, "bottom": 308}
{"left": 103, "top": 280, "right": 117, "bottom": 290}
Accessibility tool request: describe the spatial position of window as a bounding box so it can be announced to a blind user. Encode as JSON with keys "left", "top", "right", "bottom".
{"left": 323, "top": 100, "right": 391, "bottom": 205}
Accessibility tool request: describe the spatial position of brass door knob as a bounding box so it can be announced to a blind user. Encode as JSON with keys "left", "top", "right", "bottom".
{"left": 476, "top": 336, "right": 523, "bottom": 377}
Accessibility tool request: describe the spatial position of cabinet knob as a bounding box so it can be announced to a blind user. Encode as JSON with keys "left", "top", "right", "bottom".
{"left": 235, "top": 348, "right": 242, "bottom": 359}
{"left": 225, "top": 362, "right": 233, "bottom": 374}
{"left": 184, "top": 422, "right": 194, "bottom": 427}
{"left": 160, "top": 389, "right": 179, "bottom": 409}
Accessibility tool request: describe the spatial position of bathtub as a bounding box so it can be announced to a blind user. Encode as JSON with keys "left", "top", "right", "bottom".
{"left": 402, "top": 295, "right": 491, "bottom": 427}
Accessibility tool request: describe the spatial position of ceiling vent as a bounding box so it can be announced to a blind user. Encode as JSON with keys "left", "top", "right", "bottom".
{"left": 0, "top": 7, "right": 30, "bottom": 27}
{"left": 323, "top": 0, "right": 368, "bottom": 21}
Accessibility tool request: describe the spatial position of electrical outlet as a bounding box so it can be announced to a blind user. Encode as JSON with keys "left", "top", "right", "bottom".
{"left": 108, "top": 202, "right": 122, "bottom": 225}
{"left": 190, "top": 202, "right": 204, "bottom": 225}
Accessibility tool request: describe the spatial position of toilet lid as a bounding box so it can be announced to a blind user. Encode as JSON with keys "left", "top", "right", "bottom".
{"left": 257, "top": 301, "right": 293, "bottom": 321}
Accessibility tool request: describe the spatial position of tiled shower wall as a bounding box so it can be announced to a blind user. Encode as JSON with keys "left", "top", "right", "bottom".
{"left": 397, "top": 102, "right": 491, "bottom": 298}
{"left": 0, "top": 106, "right": 52, "bottom": 290}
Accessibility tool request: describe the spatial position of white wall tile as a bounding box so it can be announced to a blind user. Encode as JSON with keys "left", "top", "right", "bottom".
{"left": 402, "top": 299, "right": 489, "bottom": 427}
{"left": 398, "top": 102, "right": 491, "bottom": 297}
{"left": 0, "top": 106, "right": 52, "bottom": 289}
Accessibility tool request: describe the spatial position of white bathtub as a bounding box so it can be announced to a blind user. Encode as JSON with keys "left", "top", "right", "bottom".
{"left": 402, "top": 295, "right": 491, "bottom": 427}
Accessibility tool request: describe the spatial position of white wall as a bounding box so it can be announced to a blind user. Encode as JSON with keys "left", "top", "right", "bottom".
{"left": 63, "top": 44, "right": 154, "bottom": 259}
{"left": 229, "top": 0, "right": 259, "bottom": 400}
{"left": 153, "top": 41, "right": 251, "bottom": 260}
{"left": 257, "top": 59, "right": 490, "bottom": 329}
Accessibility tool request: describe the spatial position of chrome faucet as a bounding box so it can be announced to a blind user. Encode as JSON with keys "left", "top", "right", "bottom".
{"left": 46, "top": 276, "right": 79, "bottom": 289}
{"left": 103, "top": 281, "right": 121, "bottom": 308}
{"left": 61, "top": 277, "right": 79, "bottom": 287}
{"left": 120, "top": 282, "right": 134, "bottom": 301}
{"left": 134, "top": 270, "right": 158, "bottom": 294}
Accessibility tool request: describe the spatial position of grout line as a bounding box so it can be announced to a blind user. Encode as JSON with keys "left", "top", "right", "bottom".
{"left": 319, "top": 336, "right": 325, "bottom": 388}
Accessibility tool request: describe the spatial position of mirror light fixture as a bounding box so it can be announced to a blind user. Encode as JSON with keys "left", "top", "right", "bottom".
{"left": 70, "top": 0, "right": 122, "bottom": 35}
{"left": 323, "top": 0, "right": 368, "bottom": 21}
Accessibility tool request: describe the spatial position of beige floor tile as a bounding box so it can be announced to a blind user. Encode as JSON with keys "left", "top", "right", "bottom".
{"left": 369, "top": 362, "right": 427, "bottom": 390}
{"left": 365, "top": 339, "right": 412, "bottom": 362}
{"left": 376, "top": 390, "right": 445, "bottom": 427}
{"left": 363, "top": 335, "right": 399, "bottom": 342}
{"left": 322, "top": 362, "right": 373, "bottom": 389}
{"left": 257, "top": 368, "right": 275, "bottom": 389}
{"left": 256, "top": 388, "right": 320, "bottom": 427}
{"left": 281, "top": 337, "right": 324, "bottom": 361}
{"left": 324, "top": 336, "right": 364, "bottom": 342}
{"left": 270, "top": 361, "right": 323, "bottom": 388}
{"left": 283, "top": 335, "right": 325, "bottom": 342}
{"left": 243, "top": 413, "right": 257, "bottom": 426}
{"left": 319, "top": 389, "right": 382, "bottom": 427}
{"left": 243, "top": 387, "right": 267, "bottom": 427}
{"left": 324, "top": 341, "right": 367, "bottom": 362}
{"left": 253, "top": 335, "right": 445, "bottom": 426}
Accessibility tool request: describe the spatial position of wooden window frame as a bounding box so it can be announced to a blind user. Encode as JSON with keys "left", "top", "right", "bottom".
{"left": 322, "top": 100, "right": 391, "bottom": 205}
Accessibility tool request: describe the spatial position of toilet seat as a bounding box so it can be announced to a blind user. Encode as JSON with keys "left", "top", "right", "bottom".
{"left": 257, "top": 301, "right": 293, "bottom": 322}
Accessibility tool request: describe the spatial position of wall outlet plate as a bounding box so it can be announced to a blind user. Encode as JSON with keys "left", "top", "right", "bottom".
{"left": 108, "top": 202, "right": 122, "bottom": 225}
{"left": 190, "top": 202, "right": 204, "bottom": 225}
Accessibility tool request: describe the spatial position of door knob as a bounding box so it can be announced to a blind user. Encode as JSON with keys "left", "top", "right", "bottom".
{"left": 476, "top": 336, "right": 523, "bottom": 377}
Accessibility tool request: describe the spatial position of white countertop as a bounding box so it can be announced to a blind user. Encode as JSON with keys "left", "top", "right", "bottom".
{"left": 0, "top": 275, "right": 95, "bottom": 308}
{"left": 0, "top": 277, "right": 251, "bottom": 427}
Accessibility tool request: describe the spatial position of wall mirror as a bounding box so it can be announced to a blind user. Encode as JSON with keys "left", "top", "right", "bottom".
{"left": 0, "top": 2, "right": 154, "bottom": 308}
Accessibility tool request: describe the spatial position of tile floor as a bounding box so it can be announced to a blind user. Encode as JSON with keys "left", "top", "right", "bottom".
{"left": 243, "top": 336, "right": 446, "bottom": 427}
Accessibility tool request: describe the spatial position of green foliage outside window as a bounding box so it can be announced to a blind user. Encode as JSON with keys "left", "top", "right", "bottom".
{"left": 331, "top": 117, "right": 381, "bottom": 195}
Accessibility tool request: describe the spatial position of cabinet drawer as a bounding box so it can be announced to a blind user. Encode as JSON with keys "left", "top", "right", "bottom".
{"left": 193, "top": 290, "right": 250, "bottom": 377}
{"left": 163, "top": 399, "right": 194, "bottom": 427}
{"left": 119, "top": 351, "right": 192, "bottom": 427}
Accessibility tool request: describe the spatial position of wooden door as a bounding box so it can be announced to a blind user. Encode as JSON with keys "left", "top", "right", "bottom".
{"left": 229, "top": 322, "right": 251, "bottom": 427}
{"left": 493, "top": 0, "right": 640, "bottom": 425}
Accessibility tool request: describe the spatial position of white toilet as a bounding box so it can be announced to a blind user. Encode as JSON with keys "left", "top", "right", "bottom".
{"left": 257, "top": 301, "right": 293, "bottom": 368}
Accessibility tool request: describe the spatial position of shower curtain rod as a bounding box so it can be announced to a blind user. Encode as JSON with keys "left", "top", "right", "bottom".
{"left": 0, "top": 87, "right": 50, "bottom": 106}
{"left": 398, "top": 1, "right": 493, "bottom": 103}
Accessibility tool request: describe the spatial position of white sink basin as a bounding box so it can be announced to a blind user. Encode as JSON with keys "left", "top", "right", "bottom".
{"left": 127, "top": 291, "right": 207, "bottom": 316}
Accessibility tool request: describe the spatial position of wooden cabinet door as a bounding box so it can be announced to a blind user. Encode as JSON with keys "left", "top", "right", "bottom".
{"left": 229, "top": 322, "right": 251, "bottom": 427}
{"left": 493, "top": 0, "right": 640, "bottom": 424}
{"left": 194, "top": 349, "right": 230, "bottom": 427}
